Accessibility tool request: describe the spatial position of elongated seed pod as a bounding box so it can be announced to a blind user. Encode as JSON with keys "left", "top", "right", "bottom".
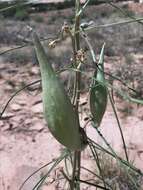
{"left": 90, "top": 44, "right": 108, "bottom": 127}
{"left": 33, "top": 32, "right": 87, "bottom": 150}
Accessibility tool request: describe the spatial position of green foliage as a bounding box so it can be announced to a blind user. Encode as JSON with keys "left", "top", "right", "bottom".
{"left": 1, "top": 5, "right": 16, "bottom": 18}
{"left": 14, "top": 8, "right": 29, "bottom": 21}
{"left": 0, "top": 0, "right": 29, "bottom": 19}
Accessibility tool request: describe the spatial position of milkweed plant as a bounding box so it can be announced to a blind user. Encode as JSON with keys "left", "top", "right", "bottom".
{"left": 1, "top": 0, "right": 143, "bottom": 190}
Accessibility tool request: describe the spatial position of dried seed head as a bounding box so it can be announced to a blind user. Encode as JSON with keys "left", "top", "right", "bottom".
{"left": 76, "top": 49, "right": 86, "bottom": 62}
{"left": 49, "top": 40, "right": 57, "bottom": 48}
{"left": 62, "top": 22, "right": 71, "bottom": 34}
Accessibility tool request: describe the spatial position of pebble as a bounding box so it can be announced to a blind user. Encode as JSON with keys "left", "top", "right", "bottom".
{"left": 11, "top": 104, "right": 21, "bottom": 111}
{"left": 31, "top": 103, "right": 43, "bottom": 114}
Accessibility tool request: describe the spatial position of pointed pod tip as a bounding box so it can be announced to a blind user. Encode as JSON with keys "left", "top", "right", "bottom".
{"left": 99, "top": 43, "right": 105, "bottom": 63}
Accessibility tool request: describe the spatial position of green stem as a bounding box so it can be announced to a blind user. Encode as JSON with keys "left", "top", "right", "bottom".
{"left": 71, "top": 152, "right": 77, "bottom": 190}
{"left": 71, "top": 1, "right": 82, "bottom": 190}
{"left": 108, "top": 91, "right": 129, "bottom": 162}
{"left": 88, "top": 138, "right": 143, "bottom": 176}
{"left": 0, "top": 1, "right": 29, "bottom": 13}
{"left": 89, "top": 139, "right": 139, "bottom": 189}
{"left": 0, "top": 67, "right": 73, "bottom": 118}
{"left": 84, "top": 17, "right": 143, "bottom": 31}
{"left": 77, "top": 179, "right": 110, "bottom": 190}
{"left": 0, "top": 80, "right": 41, "bottom": 118}
{"left": 72, "top": 0, "right": 81, "bottom": 109}
{"left": 89, "top": 144, "right": 107, "bottom": 189}
{"left": 76, "top": 151, "right": 81, "bottom": 190}
{"left": 81, "top": 166, "right": 112, "bottom": 189}
{"left": 108, "top": 2, "right": 143, "bottom": 26}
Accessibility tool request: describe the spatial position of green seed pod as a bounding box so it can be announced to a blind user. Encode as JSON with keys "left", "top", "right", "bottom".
{"left": 33, "top": 32, "right": 87, "bottom": 150}
{"left": 90, "top": 44, "right": 108, "bottom": 127}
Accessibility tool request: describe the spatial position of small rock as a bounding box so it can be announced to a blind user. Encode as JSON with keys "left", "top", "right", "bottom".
{"left": 30, "top": 67, "right": 39, "bottom": 75}
{"left": 42, "top": 184, "right": 55, "bottom": 190}
{"left": 1, "top": 113, "right": 15, "bottom": 119}
{"left": 31, "top": 103, "right": 43, "bottom": 114}
{"left": 25, "top": 118, "right": 32, "bottom": 125}
{"left": 11, "top": 104, "right": 21, "bottom": 111}
{"left": 5, "top": 84, "right": 13, "bottom": 91}
{"left": 17, "top": 99, "right": 26, "bottom": 106}
{"left": 32, "top": 99, "right": 42, "bottom": 106}
{"left": 137, "top": 106, "right": 143, "bottom": 120}
{"left": 0, "top": 120, "right": 4, "bottom": 127}
{"left": 30, "top": 122, "right": 44, "bottom": 131}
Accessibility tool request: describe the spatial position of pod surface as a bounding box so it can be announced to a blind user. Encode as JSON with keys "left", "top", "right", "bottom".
{"left": 90, "top": 83, "right": 107, "bottom": 127}
{"left": 33, "top": 32, "right": 86, "bottom": 150}
{"left": 90, "top": 44, "right": 108, "bottom": 127}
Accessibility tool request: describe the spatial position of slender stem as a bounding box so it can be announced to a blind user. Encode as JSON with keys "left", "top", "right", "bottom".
{"left": 0, "top": 1, "right": 29, "bottom": 13}
{"left": 108, "top": 2, "right": 143, "bottom": 26}
{"left": 71, "top": 152, "right": 77, "bottom": 190}
{"left": 81, "top": 166, "right": 112, "bottom": 189}
{"left": 0, "top": 67, "right": 71, "bottom": 118}
{"left": 77, "top": 179, "right": 110, "bottom": 190}
{"left": 84, "top": 17, "right": 143, "bottom": 31}
{"left": 74, "top": 0, "right": 80, "bottom": 51}
{"left": 75, "top": 1, "right": 82, "bottom": 190}
{"left": 89, "top": 144, "right": 107, "bottom": 189}
{"left": 72, "top": 0, "right": 81, "bottom": 108}
{"left": 61, "top": 170, "right": 71, "bottom": 184}
{"left": 89, "top": 140, "right": 138, "bottom": 189}
{"left": 108, "top": 91, "right": 129, "bottom": 162}
{"left": 19, "top": 151, "right": 68, "bottom": 190}
{"left": 0, "top": 36, "right": 55, "bottom": 56}
{"left": 76, "top": 151, "right": 81, "bottom": 190}
{"left": 0, "top": 80, "right": 41, "bottom": 118}
{"left": 77, "top": 0, "right": 91, "bottom": 17}
{"left": 71, "top": 1, "right": 82, "bottom": 190}
{"left": 19, "top": 160, "right": 55, "bottom": 190}
{"left": 88, "top": 138, "right": 143, "bottom": 176}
